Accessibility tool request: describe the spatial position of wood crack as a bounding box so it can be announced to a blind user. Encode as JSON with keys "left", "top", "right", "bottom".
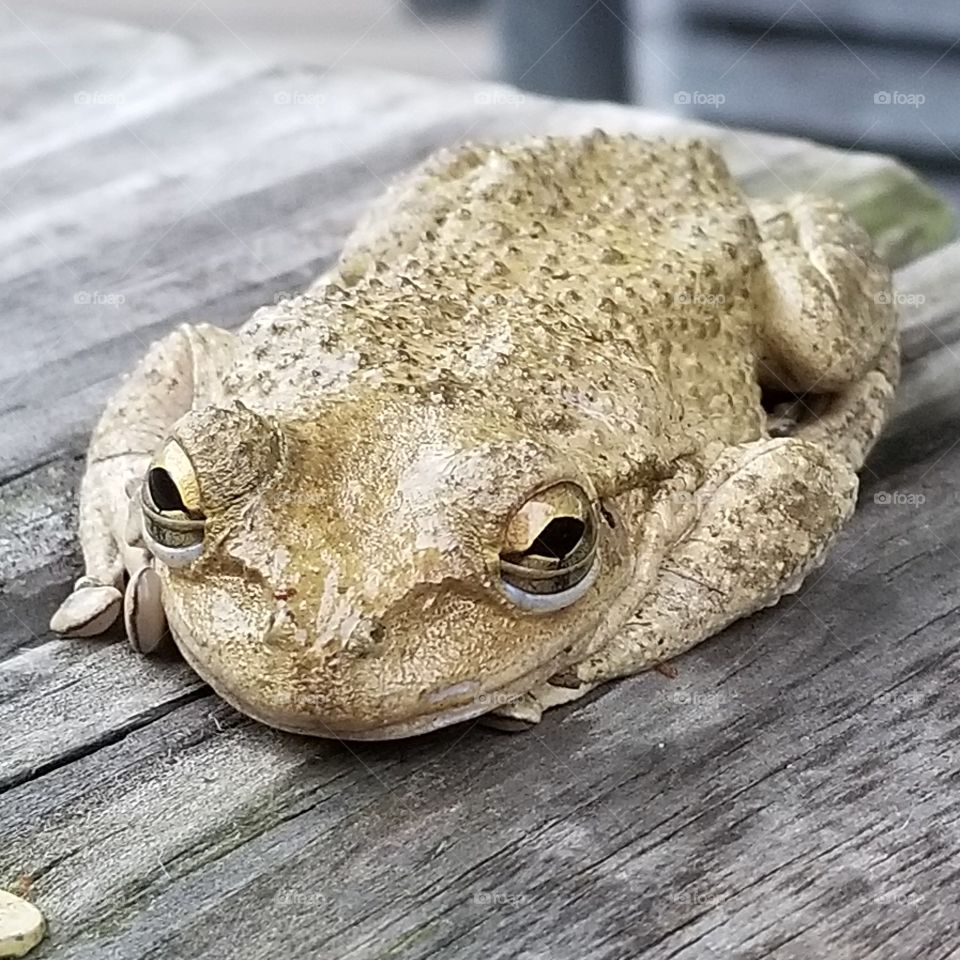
{"left": 0, "top": 687, "right": 208, "bottom": 794}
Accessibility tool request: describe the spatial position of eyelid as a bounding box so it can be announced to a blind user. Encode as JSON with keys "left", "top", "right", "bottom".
{"left": 141, "top": 525, "right": 204, "bottom": 568}
{"left": 140, "top": 495, "right": 206, "bottom": 532}
{"left": 499, "top": 546, "right": 595, "bottom": 582}
{"left": 500, "top": 557, "right": 600, "bottom": 612}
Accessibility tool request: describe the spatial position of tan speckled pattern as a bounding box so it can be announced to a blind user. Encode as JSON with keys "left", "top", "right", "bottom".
{"left": 231, "top": 135, "right": 769, "bottom": 464}
{"left": 52, "top": 133, "right": 899, "bottom": 738}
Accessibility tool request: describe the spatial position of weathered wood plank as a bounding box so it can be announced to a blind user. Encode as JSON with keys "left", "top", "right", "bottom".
{"left": 3, "top": 11, "right": 960, "bottom": 960}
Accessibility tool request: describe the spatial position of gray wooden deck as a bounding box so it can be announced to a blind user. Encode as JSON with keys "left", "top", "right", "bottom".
{"left": 2, "top": 10, "right": 960, "bottom": 960}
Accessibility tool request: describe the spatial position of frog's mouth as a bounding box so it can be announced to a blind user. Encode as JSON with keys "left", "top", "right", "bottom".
{"left": 161, "top": 560, "right": 619, "bottom": 741}
{"left": 167, "top": 597, "right": 597, "bottom": 740}
{"left": 174, "top": 632, "right": 589, "bottom": 741}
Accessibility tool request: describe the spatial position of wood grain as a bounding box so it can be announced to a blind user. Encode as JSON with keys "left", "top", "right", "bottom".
{"left": 2, "top": 10, "right": 960, "bottom": 960}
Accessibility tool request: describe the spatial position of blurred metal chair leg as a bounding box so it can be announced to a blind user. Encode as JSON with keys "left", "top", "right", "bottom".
{"left": 404, "top": 0, "right": 491, "bottom": 19}
{"left": 496, "top": 0, "right": 631, "bottom": 102}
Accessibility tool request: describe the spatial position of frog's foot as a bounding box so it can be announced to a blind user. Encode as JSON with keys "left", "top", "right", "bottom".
{"left": 751, "top": 196, "right": 899, "bottom": 470}
{"left": 50, "top": 546, "right": 171, "bottom": 655}
{"left": 50, "top": 323, "right": 233, "bottom": 651}
{"left": 49, "top": 473, "right": 170, "bottom": 654}
{"left": 481, "top": 677, "right": 598, "bottom": 731}
{"left": 546, "top": 436, "right": 857, "bottom": 695}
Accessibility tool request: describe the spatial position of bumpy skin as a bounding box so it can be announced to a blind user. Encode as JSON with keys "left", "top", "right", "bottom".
{"left": 50, "top": 134, "right": 898, "bottom": 738}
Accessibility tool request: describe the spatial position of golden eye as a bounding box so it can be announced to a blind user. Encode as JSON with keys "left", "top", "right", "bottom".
{"left": 140, "top": 440, "right": 206, "bottom": 565}
{"left": 499, "top": 482, "right": 599, "bottom": 610}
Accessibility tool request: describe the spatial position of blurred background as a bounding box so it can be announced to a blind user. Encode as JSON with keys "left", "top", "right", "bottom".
{"left": 13, "top": 0, "right": 960, "bottom": 205}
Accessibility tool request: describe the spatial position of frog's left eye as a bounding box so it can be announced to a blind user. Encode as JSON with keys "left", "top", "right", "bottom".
{"left": 499, "top": 483, "right": 599, "bottom": 612}
{"left": 140, "top": 440, "right": 206, "bottom": 568}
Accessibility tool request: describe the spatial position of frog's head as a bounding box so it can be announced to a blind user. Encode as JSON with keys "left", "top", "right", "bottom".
{"left": 139, "top": 395, "right": 636, "bottom": 738}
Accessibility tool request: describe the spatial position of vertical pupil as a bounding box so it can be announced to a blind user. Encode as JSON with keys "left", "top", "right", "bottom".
{"left": 148, "top": 467, "right": 187, "bottom": 513}
{"left": 527, "top": 517, "right": 586, "bottom": 560}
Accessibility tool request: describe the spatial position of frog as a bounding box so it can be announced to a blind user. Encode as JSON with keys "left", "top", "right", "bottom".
{"left": 49, "top": 133, "right": 899, "bottom": 738}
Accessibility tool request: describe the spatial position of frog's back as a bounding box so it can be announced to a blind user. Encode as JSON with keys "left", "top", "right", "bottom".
{"left": 230, "top": 134, "right": 767, "bottom": 458}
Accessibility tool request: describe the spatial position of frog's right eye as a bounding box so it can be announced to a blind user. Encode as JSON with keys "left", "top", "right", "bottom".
{"left": 140, "top": 440, "right": 206, "bottom": 568}
{"left": 499, "top": 482, "right": 600, "bottom": 612}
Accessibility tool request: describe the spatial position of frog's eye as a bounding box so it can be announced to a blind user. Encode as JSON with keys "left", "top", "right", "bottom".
{"left": 499, "top": 483, "right": 599, "bottom": 612}
{"left": 140, "top": 440, "right": 206, "bottom": 568}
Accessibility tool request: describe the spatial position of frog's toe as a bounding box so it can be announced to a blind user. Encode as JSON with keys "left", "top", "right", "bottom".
{"left": 481, "top": 678, "right": 596, "bottom": 731}
{"left": 49, "top": 578, "right": 123, "bottom": 637}
{"left": 767, "top": 399, "right": 803, "bottom": 437}
{"left": 765, "top": 393, "right": 833, "bottom": 438}
{"left": 481, "top": 692, "right": 543, "bottom": 732}
{"left": 124, "top": 566, "right": 174, "bottom": 656}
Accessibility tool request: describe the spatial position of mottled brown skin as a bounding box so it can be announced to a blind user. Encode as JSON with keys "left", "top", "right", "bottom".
{"left": 51, "top": 134, "right": 898, "bottom": 738}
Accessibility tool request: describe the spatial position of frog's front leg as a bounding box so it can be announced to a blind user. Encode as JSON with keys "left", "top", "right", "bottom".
{"left": 50, "top": 324, "right": 236, "bottom": 646}
{"left": 751, "top": 196, "right": 899, "bottom": 471}
{"left": 486, "top": 436, "right": 857, "bottom": 729}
